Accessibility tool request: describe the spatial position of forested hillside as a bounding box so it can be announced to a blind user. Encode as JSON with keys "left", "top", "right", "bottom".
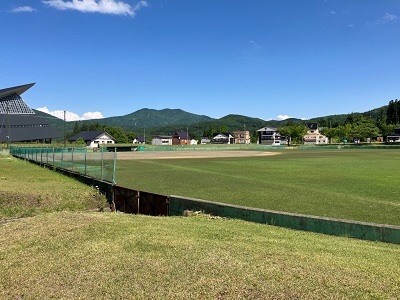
{"left": 32, "top": 100, "right": 399, "bottom": 144}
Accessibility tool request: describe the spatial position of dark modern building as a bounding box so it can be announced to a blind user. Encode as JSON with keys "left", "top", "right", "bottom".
{"left": 0, "top": 83, "right": 61, "bottom": 143}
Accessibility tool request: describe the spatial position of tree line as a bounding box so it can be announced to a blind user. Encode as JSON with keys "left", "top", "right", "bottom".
{"left": 279, "top": 99, "right": 399, "bottom": 144}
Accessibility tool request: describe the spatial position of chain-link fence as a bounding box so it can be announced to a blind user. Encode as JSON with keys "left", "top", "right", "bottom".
{"left": 10, "top": 146, "right": 117, "bottom": 183}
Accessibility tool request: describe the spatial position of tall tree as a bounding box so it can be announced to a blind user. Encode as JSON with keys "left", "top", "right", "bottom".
{"left": 321, "top": 127, "right": 337, "bottom": 144}
{"left": 279, "top": 124, "right": 308, "bottom": 145}
{"left": 386, "top": 99, "right": 399, "bottom": 125}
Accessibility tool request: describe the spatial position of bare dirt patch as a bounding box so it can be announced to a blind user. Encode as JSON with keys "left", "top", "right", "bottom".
{"left": 117, "top": 150, "right": 279, "bottom": 160}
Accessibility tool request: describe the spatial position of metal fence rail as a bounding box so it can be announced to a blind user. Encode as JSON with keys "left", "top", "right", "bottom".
{"left": 10, "top": 146, "right": 117, "bottom": 183}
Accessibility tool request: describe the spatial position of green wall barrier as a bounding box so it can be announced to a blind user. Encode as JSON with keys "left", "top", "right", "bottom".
{"left": 169, "top": 196, "right": 400, "bottom": 244}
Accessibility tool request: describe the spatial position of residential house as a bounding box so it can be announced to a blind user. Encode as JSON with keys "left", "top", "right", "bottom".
{"left": 68, "top": 131, "right": 115, "bottom": 147}
{"left": 172, "top": 131, "right": 191, "bottom": 145}
{"left": 233, "top": 130, "right": 250, "bottom": 144}
{"left": 386, "top": 127, "right": 400, "bottom": 142}
{"left": 133, "top": 136, "right": 145, "bottom": 144}
{"left": 303, "top": 123, "right": 329, "bottom": 145}
{"left": 151, "top": 135, "right": 173, "bottom": 145}
{"left": 212, "top": 133, "right": 234, "bottom": 144}
{"left": 257, "top": 127, "right": 286, "bottom": 146}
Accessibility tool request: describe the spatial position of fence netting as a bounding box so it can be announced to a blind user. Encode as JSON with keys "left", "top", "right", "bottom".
{"left": 10, "top": 146, "right": 116, "bottom": 183}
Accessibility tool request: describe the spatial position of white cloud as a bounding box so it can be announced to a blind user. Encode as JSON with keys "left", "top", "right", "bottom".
{"left": 36, "top": 107, "right": 104, "bottom": 121}
{"left": 276, "top": 114, "right": 292, "bottom": 121}
{"left": 267, "top": 114, "right": 306, "bottom": 121}
{"left": 383, "top": 13, "right": 398, "bottom": 21}
{"left": 42, "top": 0, "right": 148, "bottom": 16}
{"left": 376, "top": 13, "right": 398, "bottom": 25}
{"left": 82, "top": 111, "right": 105, "bottom": 120}
{"left": 12, "top": 6, "right": 38, "bottom": 13}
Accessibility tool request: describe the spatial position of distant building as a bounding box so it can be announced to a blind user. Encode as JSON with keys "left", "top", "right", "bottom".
{"left": 386, "top": 127, "right": 400, "bottom": 143}
{"left": 212, "top": 133, "right": 234, "bottom": 144}
{"left": 133, "top": 136, "right": 145, "bottom": 144}
{"left": 233, "top": 130, "right": 250, "bottom": 144}
{"left": 152, "top": 135, "right": 173, "bottom": 145}
{"left": 69, "top": 131, "right": 115, "bottom": 147}
{"left": 0, "top": 83, "right": 61, "bottom": 143}
{"left": 172, "top": 131, "right": 191, "bottom": 145}
{"left": 257, "top": 127, "right": 286, "bottom": 146}
{"left": 303, "top": 123, "right": 328, "bottom": 145}
{"left": 200, "top": 137, "right": 211, "bottom": 144}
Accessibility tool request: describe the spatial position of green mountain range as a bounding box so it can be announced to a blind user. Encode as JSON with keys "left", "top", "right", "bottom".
{"left": 33, "top": 106, "right": 387, "bottom": 139}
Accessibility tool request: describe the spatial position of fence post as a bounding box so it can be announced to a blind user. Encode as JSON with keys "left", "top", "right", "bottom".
{"left": 71, "top": 147, "right": 74, "bottom": 171}
{"left": 61, "top": 148, "right": 64, "bottom": 169}
{"left": 101, "top": 148, "right": 104, "bottom": 181}
{"left": 112, "top": 147, "right": 117, "bottom": 184}
{"left": 84, "top": 147, "right": 87, "bottom": 176}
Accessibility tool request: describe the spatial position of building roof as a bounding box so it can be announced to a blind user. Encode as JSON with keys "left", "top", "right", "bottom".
{"left": 174, "top": 131, "right": 191, "bottom": 140}
{"left": 0, "top": 114, "right": 61, "bottom": 142}
{"left": 0, "top": 83, "right": 35, "bottom": 99}
{"left": 257, "top": 127, "right": 278, "bottom": 132}
{"left": 213, "top": 132, "right": 232, "bottom": 138}
{"left": 153, "top": 135, "right": 173, "bottom": 139}
{"left": 69, "top": 131, "right": 115, "bottom": 142}
{"left": 0, "top": 83, "right": 35, "bottom": 115}
{"left": 306, "top": 123, "right": 318, "bottom": 130}
{"left": 135, "top": 135, "right": 145, "bottom": 143}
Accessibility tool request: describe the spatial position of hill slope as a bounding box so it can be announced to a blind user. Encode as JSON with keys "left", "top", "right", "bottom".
{"left": 99, "top": 108, "right": 215, "bottom": 129}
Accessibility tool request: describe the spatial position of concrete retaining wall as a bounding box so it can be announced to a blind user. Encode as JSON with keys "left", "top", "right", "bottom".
{"left": 169, "top": 196, "right": 400, "bottom": 244}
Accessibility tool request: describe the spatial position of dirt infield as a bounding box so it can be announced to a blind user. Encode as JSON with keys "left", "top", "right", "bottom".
{"left": 117, "top": 150, "right": 279, "bottom": 160}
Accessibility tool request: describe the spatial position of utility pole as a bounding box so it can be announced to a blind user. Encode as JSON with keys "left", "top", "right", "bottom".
{"left": 63, "top": 110, "right": 66, "bottom": 148}
{"left": 244, "top": 123, "right": 246, "bottom": 144}
{"left": 5, "top": 100, "right": 9, "bottom": 149}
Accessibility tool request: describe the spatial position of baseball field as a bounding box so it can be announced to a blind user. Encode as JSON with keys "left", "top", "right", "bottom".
{"left": 1, "top": 150, "right": 399, "bottom": 299}
{"left": 115, "top": 147, "right": 400, "bottom": 226}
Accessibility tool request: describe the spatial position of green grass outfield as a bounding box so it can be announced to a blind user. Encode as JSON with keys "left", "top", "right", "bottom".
{"left": 116, "top": 148, "right": 400, "bottom": 226}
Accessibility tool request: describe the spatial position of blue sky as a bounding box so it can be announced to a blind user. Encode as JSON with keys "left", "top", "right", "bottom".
{"left": 1, "top": 1, "right": 400, "bottom": 121}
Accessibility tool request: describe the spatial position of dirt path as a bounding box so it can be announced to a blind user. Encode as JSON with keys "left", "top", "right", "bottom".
{"left": 117, "top": 150, "right": 279, "bottom": 160}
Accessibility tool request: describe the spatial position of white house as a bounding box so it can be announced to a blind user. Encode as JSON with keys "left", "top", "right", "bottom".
{"left": 68, "top": 131, "right": 116, "bottom": 148}
{"left": 303, "top": 123, "right": 329, "bottom": 145}
{"left": 133, "top": 136, "right": 145, "bottom": 144}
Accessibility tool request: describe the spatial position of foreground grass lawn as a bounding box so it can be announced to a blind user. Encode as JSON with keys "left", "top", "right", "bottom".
{"left": 0, "top": 154, "right": 103, "bottom": 219}
{"left": 0, "top": 212, "right": 399, "bottom": 299}
{"left": 116, "top": 148, "right": 400, "bottom": 225}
